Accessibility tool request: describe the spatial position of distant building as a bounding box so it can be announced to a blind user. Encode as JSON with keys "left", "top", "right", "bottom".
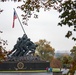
{"left": 55, "top": 52, "right": 70, "bottom": 58}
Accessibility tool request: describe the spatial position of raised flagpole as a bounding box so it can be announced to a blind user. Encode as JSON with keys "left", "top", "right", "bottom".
{"left": 13, "top": 8, "right": 26, "bottom": 34}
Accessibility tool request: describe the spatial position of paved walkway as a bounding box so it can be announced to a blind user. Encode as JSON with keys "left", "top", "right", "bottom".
{"left": 0, "top": 73, "right": 53, "bottom": 75}
{"left": 1, "top": 72, "right": 76, "bottom": 75}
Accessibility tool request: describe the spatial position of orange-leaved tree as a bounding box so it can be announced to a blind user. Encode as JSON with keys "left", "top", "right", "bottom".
{"left": 35, "top": 39, "right": 55, "bottom": 62}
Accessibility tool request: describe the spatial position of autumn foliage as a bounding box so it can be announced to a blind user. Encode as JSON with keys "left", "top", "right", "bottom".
{"left": 0, "top": 46, "right": 6, "bottom": 62}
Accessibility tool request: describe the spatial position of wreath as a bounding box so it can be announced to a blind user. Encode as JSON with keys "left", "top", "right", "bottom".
{"left": 17, "top": 62, "right": 24, "bottom": 69}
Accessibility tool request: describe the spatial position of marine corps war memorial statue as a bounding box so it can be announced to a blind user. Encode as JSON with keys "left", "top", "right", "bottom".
{"left": 0, "top": 33, "right": 50, "bottom": 71}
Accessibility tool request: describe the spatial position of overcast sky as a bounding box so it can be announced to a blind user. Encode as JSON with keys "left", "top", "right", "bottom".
{"left": 0, "top": 2, "right": 76, "bottom": 53}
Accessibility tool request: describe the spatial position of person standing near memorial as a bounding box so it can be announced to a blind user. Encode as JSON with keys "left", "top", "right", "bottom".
{"left": 61, "top": 67, "right": 69, "bottom": 75}
{"left": 46, "top": 67, "right": 48, "bottom": 72}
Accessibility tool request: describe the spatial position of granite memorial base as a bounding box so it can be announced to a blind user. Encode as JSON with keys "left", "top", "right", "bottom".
{"left": 0, "top": 61, "right": 50, "bottom": 71}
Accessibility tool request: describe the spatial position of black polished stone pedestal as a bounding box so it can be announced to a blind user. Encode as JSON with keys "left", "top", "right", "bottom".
{"left": 0, "top": 61, "right": 50, "bottom": 71}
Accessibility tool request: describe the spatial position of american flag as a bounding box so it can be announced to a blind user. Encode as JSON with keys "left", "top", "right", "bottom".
{"left": 12, "top": 10, "right": 17, "bottom": 28}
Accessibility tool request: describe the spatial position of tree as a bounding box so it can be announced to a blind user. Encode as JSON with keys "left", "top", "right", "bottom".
{"left": 0, "top": 46, "right": 6, "bottom": 62}
{"left": 18, "top": 0, "right": 62, "bottom": 25}
{"left": 69, "top": 46, "right": 76, "bottom": 75}
{"left": 0, "top": 44, "right": 7, "bottom": 62}
{"left": 0, "top": 32, "right": 8, "bottom": 62}
{"left": 56, "top": 53, "right": 72, "bottom": 68}
{"left": 35, "top": 39, "right": 55, "bottom": 61}
{"left": 0, "top": 0, "right": 76, "bottom": 40}
{"left": 58, "top": 0, "right": 76, "bottom": 41}
{"left": 0, "top": 8, "right": 3, "bottom": 14}
{"left": 70, "top": 46, "right": 76, "bottom": 60}
{"left": 50, "top": 58, "right": 62, "bottom": 68}
{"left": 62, "top": 54, "right": 72, "bottom": 64}
{"left": 17, "top": 0, "right": 76, "bottom": 41}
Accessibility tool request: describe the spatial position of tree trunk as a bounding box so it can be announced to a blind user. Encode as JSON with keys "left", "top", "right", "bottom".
{"left": 70, "top": 72, "right": 74, "bottom": 75}
{"left": 69, "top": 69, "right": 75, "bottom": 75}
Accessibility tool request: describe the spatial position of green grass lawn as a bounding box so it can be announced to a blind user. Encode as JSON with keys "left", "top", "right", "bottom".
{"left": 52, "top": 68, "right": 60, "bottom": 72}
{"left": 0, "top": 68, "right": 61, "bottom": 73}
